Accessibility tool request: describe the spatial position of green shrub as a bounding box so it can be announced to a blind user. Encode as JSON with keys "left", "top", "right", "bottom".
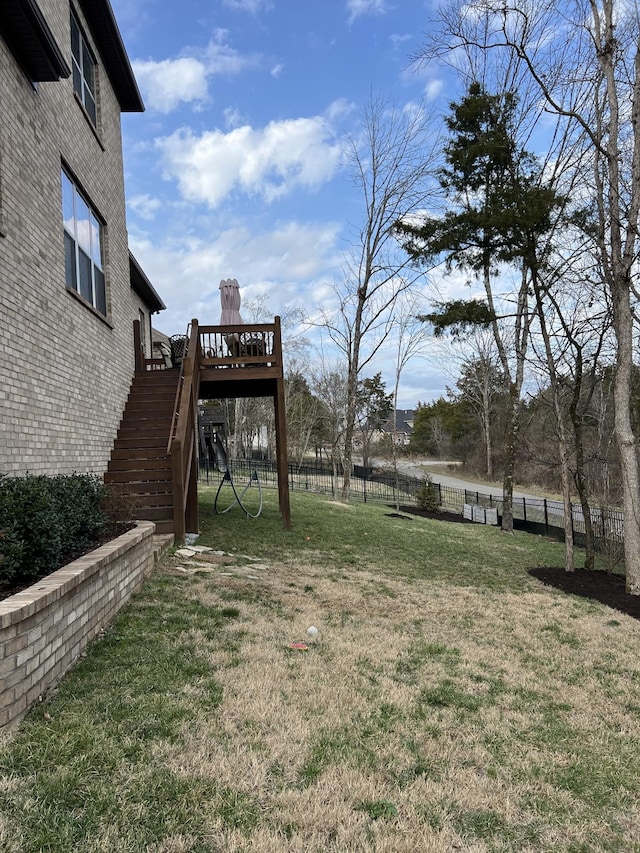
{"left": 0, "top": 473, "right": 112, "bottom": 591}
{"left": 416, "top": 476, "right": 440, "bottom": 513}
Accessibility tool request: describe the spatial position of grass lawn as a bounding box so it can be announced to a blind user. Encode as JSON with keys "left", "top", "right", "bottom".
{"left": 2, "top": 488, "right": 640, "bottom": 852}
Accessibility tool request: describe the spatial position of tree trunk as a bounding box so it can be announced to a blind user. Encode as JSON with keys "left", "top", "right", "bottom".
{"left": 569, "top": 381, "right": 596, "bottom": 571}
{"left": 613, "top": 288, "right": 640, "bottom": 593}
{"left": 341, "top": 383, "right": 356, "bottom": 501}
{"left": 483, "top": 393, "right": 493, "bottom": 480}
{"left": 597, "top": 0, "right": 640, "bottom": 593}
{"left": 532, "top": 267, "right": 575, "bottom": 572}
{"left": 555, "top": 394, "right": 575, "bottom": 572}
{"left": 501, "top": 385, "right": 519, "bottom": 533}
{"left": 341, "top": 291, "right": 366, "bottom": 502}
{"left": 482, "top": 257, "right": 524, "bottom": 535}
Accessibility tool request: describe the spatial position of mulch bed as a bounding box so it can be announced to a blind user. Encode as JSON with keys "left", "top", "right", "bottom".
{"left": 391, "top": 504, "right": 640, "bottom": 620}
{"left": 386, "top": 505, "right": 475, "bottom": 523}
{"left": 528, "top": 566, "right": 640, "bottom": 620}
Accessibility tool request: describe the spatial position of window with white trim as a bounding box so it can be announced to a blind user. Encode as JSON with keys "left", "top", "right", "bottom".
{"left": 61, "top": 169, "right": 107, "bottom": 316}
{"left": 70, "top": 13, "right": 97, "bottom": 125}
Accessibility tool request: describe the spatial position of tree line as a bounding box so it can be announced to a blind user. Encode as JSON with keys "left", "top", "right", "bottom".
{"left": 206, "top": 0, "right": 640, "bottom": 595}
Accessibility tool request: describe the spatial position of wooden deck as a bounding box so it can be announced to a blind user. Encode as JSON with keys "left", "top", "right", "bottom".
{"left": 125, "top": 317, "right": 290, "bottom": 541}
{"left": 197, "top": 322, "right": 282, "bottom": 398}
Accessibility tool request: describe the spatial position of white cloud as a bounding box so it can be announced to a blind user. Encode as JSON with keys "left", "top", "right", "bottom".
{"left": 156, "top": 108, "right": 345, "bottom": 207}
{"left": 346, "top": 0, "right": 388, "bottom": 24}
{"left": 424, "top": 79, "right": 444, "bottom": 101}
{"left": 129, "top": 220, "right": 342, "bottom": 335}
{"left": 221, "top": 0, "right": 272, "bottom": 11}
{"left": 131, "top": 31, "right": 257, "bottom": 113}
{"left": 390, "top": 32, "right": 412, "bottom": 50}
{"left": 223, "top": 106, "right": 244, "bottom": 128}
{"left": 204, "top": 30, "right": 258, "bottom": 75}
{"left": 271, "top": 63, "right": 284, "bottom": 78}
{"left": 128, "top": 194, "right": 162, "bottom": 220}
{"left": 132, "top": 57, "right": 209, "bottom": 112}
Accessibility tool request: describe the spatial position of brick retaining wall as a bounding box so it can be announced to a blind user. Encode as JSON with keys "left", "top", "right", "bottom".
{"left": 0, "top": 521, "right": 161, "bottom": 731}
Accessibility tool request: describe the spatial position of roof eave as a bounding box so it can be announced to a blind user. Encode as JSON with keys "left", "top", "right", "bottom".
{"left": 78, "top": 0, "right": 144, "bottom": 112}
{"left": 129, "top": 252, "right": 165, "bottom": 313}
{"left": 0, "top": 0, "right": 71, "bottom": 82}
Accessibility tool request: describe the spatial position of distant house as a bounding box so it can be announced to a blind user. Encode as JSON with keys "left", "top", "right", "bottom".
{"left": 0, "top": 0, "right": 164, "bottom": 476}
{"left": 381, "top": 409, "right": 416, "bottom": 446}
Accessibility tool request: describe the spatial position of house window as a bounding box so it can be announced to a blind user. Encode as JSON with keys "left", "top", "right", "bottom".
{"left": 70, "top": 13, "right": 97, "bottom": 125}
{"left": 139, "top": 309, "right": 148, "bottom": 355}
{"left": 61, "top": 169, "right": 107, "bottom": 316}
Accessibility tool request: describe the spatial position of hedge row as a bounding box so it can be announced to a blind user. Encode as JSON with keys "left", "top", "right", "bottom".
{"left": 0, "top": 473, "right": 111, "bottom": 590}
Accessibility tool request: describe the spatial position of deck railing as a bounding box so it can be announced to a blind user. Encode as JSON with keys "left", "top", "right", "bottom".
{"left": 132, "top": 317, "right": 286, "bottom": 539}
{"left": 198, "top": 321, "right": 281, "bottom": 370}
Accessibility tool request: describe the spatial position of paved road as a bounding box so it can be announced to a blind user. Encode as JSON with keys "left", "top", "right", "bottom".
{"left": 376, "top": 458, "right": 543, "bottom": 500}
{"left": 369, "top": 459, "right": 623, "bottom": 539}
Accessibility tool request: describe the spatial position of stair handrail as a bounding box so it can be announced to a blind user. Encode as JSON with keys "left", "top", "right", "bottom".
{"left": 168, "top": 319, "right": 201, "bottom": 542}
{"left": 166, "top": 326, "right": 188, "bottom": 456}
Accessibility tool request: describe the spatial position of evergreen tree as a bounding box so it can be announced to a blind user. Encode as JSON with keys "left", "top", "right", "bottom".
{"left": 399, "top": 82, "right": 561, "bottom": 531}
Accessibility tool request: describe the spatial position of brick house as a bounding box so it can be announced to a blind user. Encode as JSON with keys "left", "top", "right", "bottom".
{"left": 381, "top": 409, "right": 416, "bottom": 446}
{"left": 0, "top": 0, "right": 164, "bottom": 478}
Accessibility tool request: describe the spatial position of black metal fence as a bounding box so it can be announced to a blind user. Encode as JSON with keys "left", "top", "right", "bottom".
{"left": 198, "top": 458, "right": 624, "bottom": 552}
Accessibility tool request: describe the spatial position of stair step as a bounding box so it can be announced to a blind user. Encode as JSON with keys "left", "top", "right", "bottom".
{"left": 113, "top": 436, "right": 169, "bottom": 450}
{"left": 128, "top": 492, "right": 174, "bottom": 507}
{"left": 110, "top": 448, "right": 170, "bottom": 460}
{"left": 107, "top": 368, "right": 184, "bottom": 537}
{"left": 133, "top": 506, "right": 174, "bottom": 522}
{"left": 118, "top": 412, "right": 172, "bottom": 422}
{"left": 127, "top": 391, "right": 177, "bottom": 403}
{"left": 105, "top": 469, "right": 172, "bottom": 484}
{"left": 130, "top": 385, "right": 178, "bottom": 397}
{"left": 124, "top": 400, "right": 175, "bottom": 412}
{"left": 117, "top": 425, "right": 170, "bottom": 438}
{"left": 110, "top": 480, "right": 173, "bottom": 495}
{"left": 134, "top": 370, "right": 180, "bottom": 384}
{"left": 108, "top": 458, "right": 171, "bottom": 472}
{"left": 110, "top": 448, "right": 171, "bottom": 461}
{"left": 117, "top": 421, "right": 172, "bottom": 435}
{"left": 149, "top": 519, "right": 175, "bottom": 535}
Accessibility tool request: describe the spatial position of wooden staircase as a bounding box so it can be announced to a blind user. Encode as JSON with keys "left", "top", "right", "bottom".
{"left": 105, "top": 370, "right": 180, "bottom": 535}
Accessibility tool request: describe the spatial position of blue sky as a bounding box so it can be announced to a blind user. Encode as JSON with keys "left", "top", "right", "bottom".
{"left": 110, "top": 0, "right": 460, "bottom": 407}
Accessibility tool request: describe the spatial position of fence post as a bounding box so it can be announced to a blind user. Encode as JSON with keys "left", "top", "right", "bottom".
{"left": 363, "top": 477, "right": 367, "bottom": 503}
{"left": 544, "top": 498, "right": 549, "bottom": 536}
{"left": 523, "top": 496, "right": 527, "bottom": 523}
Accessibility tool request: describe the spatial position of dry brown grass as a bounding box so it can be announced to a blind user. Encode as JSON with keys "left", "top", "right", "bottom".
{"left": 4, "top": 491, "right": 640, "bottom": 852}
{"left": 142, "top": 550, "right": 640, "bottom": 852}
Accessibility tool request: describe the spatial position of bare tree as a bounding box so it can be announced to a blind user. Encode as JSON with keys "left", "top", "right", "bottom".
{"left": 450, "top": 331, "right": 505, "bottom": 480}
{"left": 421, "top": 0, "right": 640, "bottom": 590}
{"left": 285, "top": 371, "right": 326, "bottom": 469}
{"left": 388, "top": 291, "right": 432, "bottom": 512}
{"left": 318, "top": 94, "right": 439, "bottom": 500}
{"left": 309, "top": 360, "right": 349, "bottom": 485}
{"left": 526, "top": 213, "right": 613, "bottom": 572}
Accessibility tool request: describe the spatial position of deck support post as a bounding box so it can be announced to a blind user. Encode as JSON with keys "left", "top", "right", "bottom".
{"left": 274, "top": 375, "right": 291, "bottom": 529}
